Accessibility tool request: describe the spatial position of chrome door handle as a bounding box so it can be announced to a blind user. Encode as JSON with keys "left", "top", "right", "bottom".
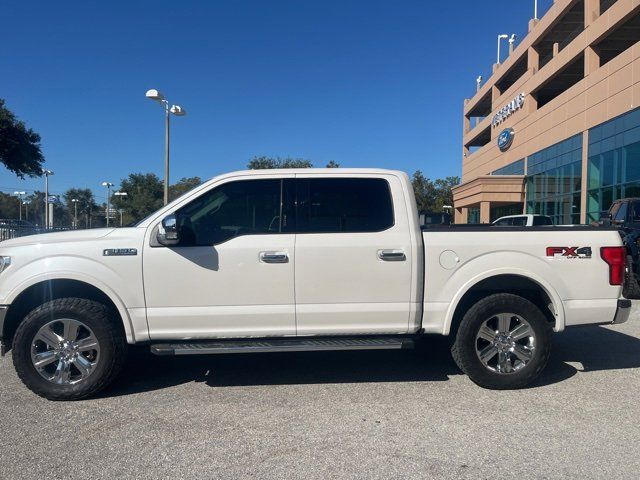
{"left": 259, "top": 251, "right": 289, "bottom": 263}
{"left": 377, "top": 249, "right": 406, "bottom": 261}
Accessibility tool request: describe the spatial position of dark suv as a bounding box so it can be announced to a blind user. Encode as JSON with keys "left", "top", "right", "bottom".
{"left": 600, "top": 198, "right": 640, "bottom": 297}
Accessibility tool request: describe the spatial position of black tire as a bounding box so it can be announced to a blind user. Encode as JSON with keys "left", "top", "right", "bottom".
{"left": 12, "top": 298, "right": 127, "bottom": 401}
{"left": 451, "top": 293, "right": 552, "bottom": 390}
{"left": 623, "top": 255, "right": 640, "bottom": 299}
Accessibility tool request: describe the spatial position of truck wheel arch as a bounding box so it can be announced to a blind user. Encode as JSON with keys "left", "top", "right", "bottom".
{"left": 3, "top": 278, "right": 135, "bottom": 351}
{"left": 444, "top": 271, "right": 565, "bottom": 336}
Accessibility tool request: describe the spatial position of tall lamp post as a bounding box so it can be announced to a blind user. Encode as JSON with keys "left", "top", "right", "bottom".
{"left": 42, "top": 169, "right": 54, "bottom": 229}
{"left": 71, "top": 198, "right": 79, "bottom": 228}
{"left": 497, "top": 34, "right": 509, "bottom": 64}
{"left": 101, "top": 182, "right": 114, "bottom": 227}
{"left": 13, "top": 191, "right": 26, "bottom": 220}
{"left": 145, "top": 89, "right": 186, "bottom": 205}
{"left": 113, "top": 191, "right": 128, "bottom": 226}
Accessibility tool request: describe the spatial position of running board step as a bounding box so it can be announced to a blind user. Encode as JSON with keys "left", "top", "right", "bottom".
{"left": 150, "top": 337, "right": 414, "bottom": 356}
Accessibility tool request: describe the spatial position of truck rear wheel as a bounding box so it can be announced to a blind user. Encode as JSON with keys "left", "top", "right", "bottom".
{"left": 623, "top": 255, "right": 640, "bottom": 299}
{"left": 451, "top": 293, "right": 551, "bottom": 389}
{"left": 12, "top": 298, "right": 127, "bottom": 401}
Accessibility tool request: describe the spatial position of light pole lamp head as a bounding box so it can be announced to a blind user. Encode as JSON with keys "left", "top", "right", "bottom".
{"left": 42, "top": 169, "right": 54, "bottom": 176}
{"left": 509, "top": 34, "right": 517, "bottom": 44}
{"left": 14, "top": 191, "right": 26, "bottom": 196}
{"left": 71, "top": 198, "right": 79, "bottom": 203}
{"left": 101, "top": 181, "right": 114, "bottom": 187}
{"left": 498, "top": 34, "right": 509, "bottom": 40}
{"left": 170, "top": 105, "right": 186, "bottom": 116}
{"left": 114, "top": 191, "right": 128, "bottom": 197}
{"left": 145, "top": 89, "right": 165, "bottom": 102}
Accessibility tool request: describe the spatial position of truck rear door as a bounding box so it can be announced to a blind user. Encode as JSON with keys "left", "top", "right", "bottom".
{"left": 293, "top": 174, "right": 413, "bottom": 335}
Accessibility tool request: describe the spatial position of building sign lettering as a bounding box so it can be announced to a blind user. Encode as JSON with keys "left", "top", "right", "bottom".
{"left": 492, "top": 92, "right": 525, "bottom": 127}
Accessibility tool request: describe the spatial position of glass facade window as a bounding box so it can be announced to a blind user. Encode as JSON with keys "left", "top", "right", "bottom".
{"left": 526, "top": 134, "right": 583, "bottom": 224}
{"left": 492, "top": 159, "right": 525, "bottom": 176}
{"left": 587, "top": 107, "right": 640, "bottom": 222}
{"left": 490, "top": 203, "right": 523, "bottom": 222}
{"left": 468, "top": 207, "right": 480, "bottom": 224}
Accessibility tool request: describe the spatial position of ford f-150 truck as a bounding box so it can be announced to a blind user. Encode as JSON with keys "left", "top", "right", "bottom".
{"left": 0, "top": 169, "right": 631, "bottom": 400}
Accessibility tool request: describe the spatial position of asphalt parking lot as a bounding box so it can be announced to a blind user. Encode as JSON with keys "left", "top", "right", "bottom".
{"left": 2, "top": 307, "right": 640, "bottom": 479}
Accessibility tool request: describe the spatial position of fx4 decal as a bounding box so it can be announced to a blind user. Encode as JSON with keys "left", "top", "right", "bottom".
{"left": 546, "top": 246, "right": 592, "bottom": 259}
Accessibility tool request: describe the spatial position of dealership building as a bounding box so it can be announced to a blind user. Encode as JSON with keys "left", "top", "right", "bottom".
{"left": 452, "top": 0, "right": 640, "bottom": 224}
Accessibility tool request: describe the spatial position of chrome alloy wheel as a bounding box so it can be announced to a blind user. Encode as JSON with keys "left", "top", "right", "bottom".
{"left": 474, "top": 313, "right": 535, "bottom": 374}
{"left": 30, "top": 319, "right": 101, "bottom": 385}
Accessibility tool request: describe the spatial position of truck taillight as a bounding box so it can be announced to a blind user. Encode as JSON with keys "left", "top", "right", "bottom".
{"left": 600, "top": 246, "right": 626, "bottom": 286}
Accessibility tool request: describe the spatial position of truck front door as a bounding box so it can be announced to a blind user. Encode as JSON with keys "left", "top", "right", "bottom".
{"left": 143, "top": 175, "right": 296, "bottom": 339}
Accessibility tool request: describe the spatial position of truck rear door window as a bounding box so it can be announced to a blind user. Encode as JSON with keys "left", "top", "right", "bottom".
{"left": 296, "top": 178, "right": 394, "bottom": 233}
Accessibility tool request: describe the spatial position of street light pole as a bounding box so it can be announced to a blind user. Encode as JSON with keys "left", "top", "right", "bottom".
{"left": 113, "top": 191, "right": 128, "bottom": 227}
{"left": 145, "top": 89, "right": 186, "bottom": 205}
{"left": 497, "top": 34, "right": 509, "bottom": 64}
{"left": 42, "top": 170, "right": 54, "bottom": 229}
{"left": 13, "top": 191, "right": 26, "bottom": 220}
{"left": 165, "top": 105, "right": 170, "bottom": 206}
{"left": 101, "top": 182, "right": 114, "bottom": 227}
{"left": 71, "top": 198, "right": 79, "bottom": 228}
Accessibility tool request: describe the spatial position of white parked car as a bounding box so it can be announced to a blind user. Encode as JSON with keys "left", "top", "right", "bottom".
{"left": 492, "top": 214, "right": 553, "bottom": 226}
{"left": 0, "top": 169, "right": 630, "bottom": 399}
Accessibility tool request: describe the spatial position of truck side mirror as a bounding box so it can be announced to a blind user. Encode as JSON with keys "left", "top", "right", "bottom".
{"left": 157, "top": 214, "right": 181, "bottom": 246}
{"left": 599, "top": 212, "right": 612, "bottom": 226}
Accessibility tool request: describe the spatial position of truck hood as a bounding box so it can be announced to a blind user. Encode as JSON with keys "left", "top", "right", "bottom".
{"left": 0, "top": 228, "right": 115, "bottom": 247}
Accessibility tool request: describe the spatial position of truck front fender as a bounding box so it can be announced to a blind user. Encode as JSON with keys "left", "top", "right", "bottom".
{"left": 3, "top": 255, "right": 148, "bottom": 343}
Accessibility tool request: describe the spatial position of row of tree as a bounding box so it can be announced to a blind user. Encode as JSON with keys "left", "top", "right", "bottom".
{"left": 0, "top": 156, "right": 458, "bottom": 227}
{"left": 0, "top": 176, "right": 203, "bottom": 228}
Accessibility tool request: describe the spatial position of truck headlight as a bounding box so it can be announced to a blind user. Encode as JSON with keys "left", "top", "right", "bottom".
{"left": 0, "top": 256, "right": 11, "bottom": 274}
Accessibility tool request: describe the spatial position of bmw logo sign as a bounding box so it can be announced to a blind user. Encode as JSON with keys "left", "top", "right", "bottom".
{"left": 497, "top": 127, "right": 515, "bottom": 152}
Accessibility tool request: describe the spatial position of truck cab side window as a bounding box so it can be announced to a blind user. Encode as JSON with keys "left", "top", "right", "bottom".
{"left": 532, "top": 216, "right": 552, "bottom": 226}
{"left": 609, "top": 203, "right": 621, "bottom": 220}
{"left": 631, "top": 202, "right": 640, "bottom": 223}
{"left": 614, "top": 202, "right": 628, "bottom": 223}
{"left": 177, "top": 179, "right": 282, "bottom": 245}
{"left": 296, "top": 178, "right": 394, "bottom": 233}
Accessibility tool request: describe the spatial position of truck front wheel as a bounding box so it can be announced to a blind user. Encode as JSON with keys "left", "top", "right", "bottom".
{"left": 451, "top": 293, "right": 552, "bottom": 389}
{"left": 12, "top": 298, "right": 127, "bottom": 401}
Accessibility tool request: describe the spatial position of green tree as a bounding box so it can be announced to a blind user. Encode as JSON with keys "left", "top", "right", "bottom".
{"left": 114, "top": 173, "right": 163, "bottom": 222}
{"left": 169, "top": 176, "right": 202, "bottom": 201}
{"left": 51, "top": 197, "right": 71, "bottom": 227}
{"left": 0, "top": 192, "right": 20, "bottom": 219}
{"left": 411, "top": 170, "right": 437, "bottom": 212}
{"left": 0, "top": 99, "right": 45, "bottom": 178}
{"left": 433, "top": 176, "right": 459, "bottom": 211}
{"left": 326, "top": 160, "right": 340, "bottom": 168}
{"left": 24, "top": 192, "right": 45, "bottom": 226}
{"left": 247, "top": 156, "right": 314, "bottom": 169}
{"left": 63, "top": 188, "right": 97, "bottom": 228}
{"left": 411, "top": 171, "right": 459, "bottom": 213}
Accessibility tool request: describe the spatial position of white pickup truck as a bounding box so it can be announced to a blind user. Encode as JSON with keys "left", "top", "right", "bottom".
{"left": 0, "top": 169, "right": 631, "bottom": 400}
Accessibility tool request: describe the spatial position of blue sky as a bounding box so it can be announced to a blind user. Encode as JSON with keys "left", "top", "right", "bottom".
{"left": 1, "top": 0, "right": 553, "bottom": 202}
